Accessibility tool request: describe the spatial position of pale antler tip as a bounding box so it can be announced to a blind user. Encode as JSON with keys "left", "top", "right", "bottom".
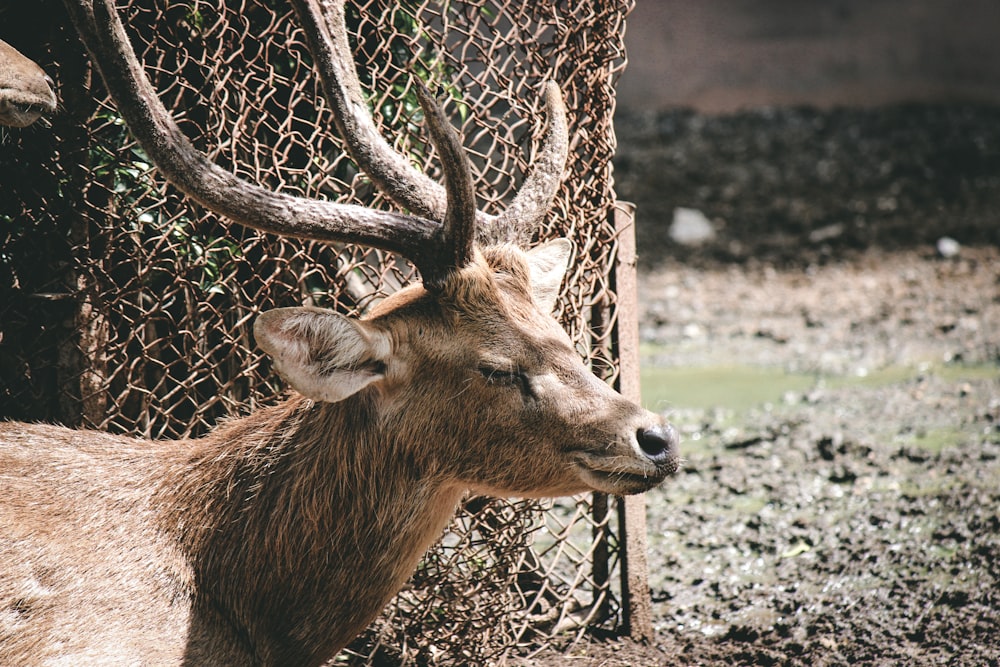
{"left": 543, "top": 80, "right": 562, "bottom": 104}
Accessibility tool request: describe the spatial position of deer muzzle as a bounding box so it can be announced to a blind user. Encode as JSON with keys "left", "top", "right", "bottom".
{"left": 569, "top": 419, "right": 681, "bottom": 496}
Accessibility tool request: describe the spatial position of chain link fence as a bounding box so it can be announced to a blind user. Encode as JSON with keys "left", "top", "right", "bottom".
{"left": 0, "top": 0, "right": 635, "bottom": 662}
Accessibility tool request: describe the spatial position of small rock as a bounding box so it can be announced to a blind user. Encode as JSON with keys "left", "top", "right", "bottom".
{"left": 936, "top": 236, "right": 961, "bottom": 258}
{"left": 669, "top": 207, "right": 716, "bottom": 246}
{"left": 808, "top": 223, "right": 845, "bottom": 243}
{"left": 682, "top": 322, "right": 703, "bottom": 339}
{"left": 829, "top": 464, "right": 858, "bottom": 484}
{"left": 895, "top": 446, "right": 932, "bottom": 463}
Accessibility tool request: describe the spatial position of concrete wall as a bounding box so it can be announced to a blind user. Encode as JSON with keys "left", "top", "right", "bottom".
{"left": 618, "top": 1, "right": 1000, "bottom": 112}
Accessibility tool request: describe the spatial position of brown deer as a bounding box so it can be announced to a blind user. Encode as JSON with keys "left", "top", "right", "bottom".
{"left": 0, "top": 38, "right": 57, "bottom": 127}
{"left": 0, "top": 1, "right": 679, "bottom": 664}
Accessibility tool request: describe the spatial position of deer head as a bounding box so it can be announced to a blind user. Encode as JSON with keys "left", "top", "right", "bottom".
{"left": 0, "top": 38, "right": 57, "bottom": 127}
{"left": 65, "top": 0, "right": 679, "bottom": 498}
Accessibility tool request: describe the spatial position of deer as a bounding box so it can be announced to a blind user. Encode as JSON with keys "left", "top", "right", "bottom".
{"left": 0, "top": 38, "right": 57, "bottom": 127}
{"left": 0, "top": 0, "right": 679, "bottom": 664}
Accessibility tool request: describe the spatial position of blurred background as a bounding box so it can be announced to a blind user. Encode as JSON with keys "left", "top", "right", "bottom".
{"left": 613, "top": 0, "right": 1000, "bottom": 267}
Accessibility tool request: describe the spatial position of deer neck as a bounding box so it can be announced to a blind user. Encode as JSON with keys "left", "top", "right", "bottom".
{"left": 158, "top": 394, "right": 465, "bottom": 662}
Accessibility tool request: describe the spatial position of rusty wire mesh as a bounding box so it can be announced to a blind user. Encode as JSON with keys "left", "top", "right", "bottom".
{"left": 0, "top": 0, "right": 634, "bottom": 663}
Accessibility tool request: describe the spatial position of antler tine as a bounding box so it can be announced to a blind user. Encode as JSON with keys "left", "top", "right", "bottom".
{"left": 412, "top": 80, "right": 477, "bottom": 288}
{"left": 63, "top": 0, "right": 473, "bottom": 285}
{"left": 293, "top": 0, "right": 569, "bottom": 246}
{"left": 487, "top": 81, "right": 569, "bottom": 246}
{"left": 290, "top": 0, "right": 447, "bottom": 222}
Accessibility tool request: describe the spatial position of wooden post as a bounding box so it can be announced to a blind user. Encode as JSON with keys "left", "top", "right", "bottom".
{"left": 611, "top": 200, "right": 654, "bottom": 642}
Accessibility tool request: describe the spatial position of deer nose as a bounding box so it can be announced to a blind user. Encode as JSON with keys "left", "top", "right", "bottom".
{"left": 637, "top": 423, "right": 679, "bottom": 464}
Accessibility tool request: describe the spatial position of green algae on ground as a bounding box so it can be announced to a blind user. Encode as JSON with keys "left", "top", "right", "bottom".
{"left": 641, "top": 361, "right": 997, "bottom": 415}
{"left": 639, "top": 365, "right": 817, "bottom": 413}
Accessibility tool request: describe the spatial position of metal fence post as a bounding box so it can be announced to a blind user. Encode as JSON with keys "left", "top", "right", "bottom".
{"left": 611, "top": 199, "right": 655, "bottom": 642}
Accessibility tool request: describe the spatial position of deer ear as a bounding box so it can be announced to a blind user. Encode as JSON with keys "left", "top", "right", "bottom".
{"left": 254, "top": 307, "right": 390, "bottom": 403}
{"left": 526, "top": 238, "right": 572, "bottom": 313}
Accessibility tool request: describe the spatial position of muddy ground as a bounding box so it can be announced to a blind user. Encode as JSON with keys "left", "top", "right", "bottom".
{"left": 519, "top": 104, "right": 1000, "bottom": 665}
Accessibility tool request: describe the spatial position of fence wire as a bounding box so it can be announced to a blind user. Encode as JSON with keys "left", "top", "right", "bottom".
{"left": 0, "top": 0, "right": 634, "bottom": 663}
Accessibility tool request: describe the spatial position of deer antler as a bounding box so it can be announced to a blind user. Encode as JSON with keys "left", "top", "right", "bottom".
{"left": 63, "top": 0, "right": 567, "bottom": 287}
{"left": 290, "top": 0, "right": 569, "bottom": 246}
{"left": 412, "top": 79, "right": 477, "bottom": 277}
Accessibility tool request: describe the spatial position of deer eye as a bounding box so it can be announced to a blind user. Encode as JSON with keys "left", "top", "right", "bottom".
{"left": 478, "top": 366, "right": 527, "bottom": 390}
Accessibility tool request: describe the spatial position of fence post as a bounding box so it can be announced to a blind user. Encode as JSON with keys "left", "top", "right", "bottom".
{"left": 611, "top": 200, "right": 654, "bottom": 642}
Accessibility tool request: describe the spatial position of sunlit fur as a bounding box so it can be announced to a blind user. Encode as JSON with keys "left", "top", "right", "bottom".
{"left": 0, "top": 244, "right": 675, "bottom": 665}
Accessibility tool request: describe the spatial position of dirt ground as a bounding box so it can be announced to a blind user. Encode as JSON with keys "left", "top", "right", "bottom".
{"left": 517, "top": 104, "right": 1000, "bottom": 665}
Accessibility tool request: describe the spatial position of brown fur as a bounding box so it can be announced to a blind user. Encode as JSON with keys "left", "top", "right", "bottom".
{"left": 0, "top": 246, "right": 677, "bottom": 665}
{"left": 0, "top": 39, "right": 56, "bottom": 127}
